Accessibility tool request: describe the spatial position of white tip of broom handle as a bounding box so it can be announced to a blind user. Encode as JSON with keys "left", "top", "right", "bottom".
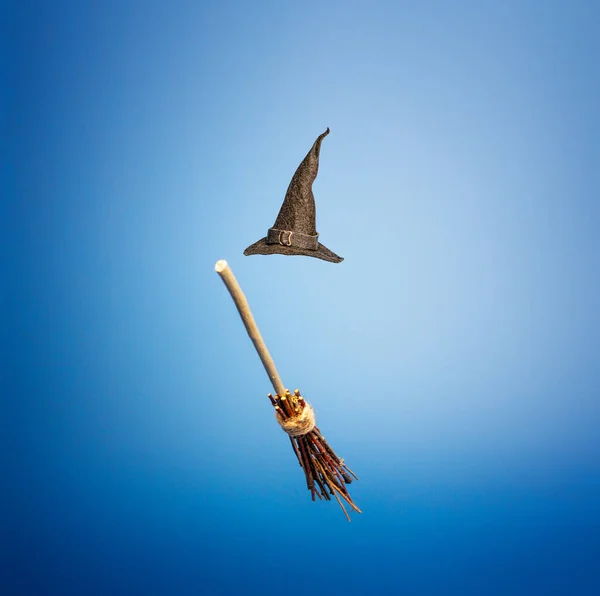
{"left": 214, "top": 259, "right": 228, "bottom": 273}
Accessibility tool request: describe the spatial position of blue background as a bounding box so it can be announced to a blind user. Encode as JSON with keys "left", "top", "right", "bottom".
{"left": 7, "top": 1, "right": 600, "bottom": 594}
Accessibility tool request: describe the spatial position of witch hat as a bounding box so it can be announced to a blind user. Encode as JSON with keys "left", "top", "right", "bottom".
{"left": 243, "top": 128, "right": 343, "bottom": 264}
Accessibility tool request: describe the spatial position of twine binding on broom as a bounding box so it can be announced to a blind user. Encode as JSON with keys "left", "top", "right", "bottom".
{"left": 276, "top": 402, "right": 316, "bottom": 436}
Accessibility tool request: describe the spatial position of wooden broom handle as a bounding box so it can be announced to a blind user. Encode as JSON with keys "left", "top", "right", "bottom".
{"left": 215, "top": 260, "right": 286, "bottom": 396}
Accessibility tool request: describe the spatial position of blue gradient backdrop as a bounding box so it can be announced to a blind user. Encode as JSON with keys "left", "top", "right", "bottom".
{"left": 7, "top": 1, "right": 600, "bottom": 594}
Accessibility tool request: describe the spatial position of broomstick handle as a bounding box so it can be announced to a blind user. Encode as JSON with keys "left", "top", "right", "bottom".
{"left": 214, "top": 260, "right": 286, "bottom": 396}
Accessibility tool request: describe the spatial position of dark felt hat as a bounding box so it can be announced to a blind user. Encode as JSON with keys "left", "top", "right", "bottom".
{"left": 243, "top": 128, "right": 343, "bottom": 264}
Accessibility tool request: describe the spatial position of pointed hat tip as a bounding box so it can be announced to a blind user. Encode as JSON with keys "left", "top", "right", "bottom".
{"left": 316, "top": 127, "right": 330, "bottom": 144}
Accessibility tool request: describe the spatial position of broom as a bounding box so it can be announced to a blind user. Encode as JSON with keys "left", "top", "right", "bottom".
{"left": 215, "top": 259, "right": 361, "bottom": 521}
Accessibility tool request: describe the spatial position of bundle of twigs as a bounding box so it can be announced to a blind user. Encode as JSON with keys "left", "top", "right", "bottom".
{"left": 268, "top": 388, "right": 360, "bottom": 520}
{"left": 215, "top": 260, "right": 361, "bottom": 521}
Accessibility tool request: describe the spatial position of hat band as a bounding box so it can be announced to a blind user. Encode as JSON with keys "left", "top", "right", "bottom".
{"left": 266, "top": 228, "right": 319, "bottom": 251}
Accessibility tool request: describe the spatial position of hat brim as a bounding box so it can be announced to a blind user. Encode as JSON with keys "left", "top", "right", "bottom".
{"left": 243, "top": 238, "right": 343, "bottom": 263}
